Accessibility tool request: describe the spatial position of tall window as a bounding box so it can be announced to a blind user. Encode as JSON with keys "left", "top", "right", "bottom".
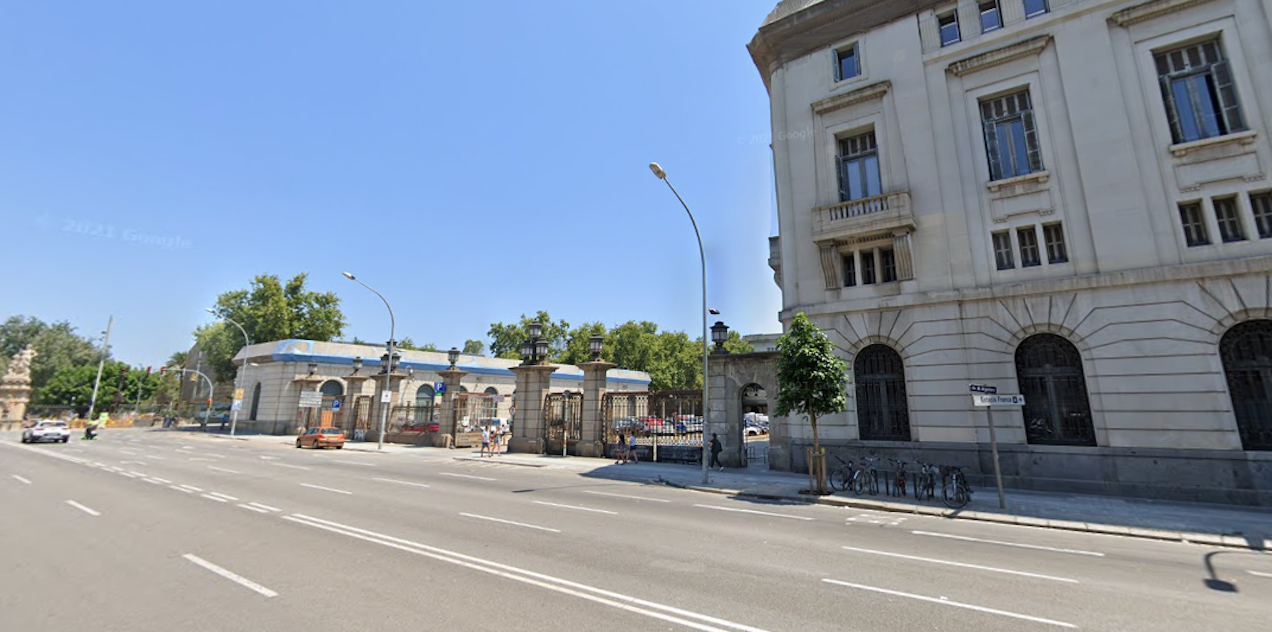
{"left": 414, "top": 384, "right": 435, "bottom": 423}
{"left": 837, "top": 131, "right": 881, "bottom": 202}
{"left": 1213, "top": 197, "right": 1246, "bottom": 242}
{"left": 249, "top": 383, "right": 262, "bottom": 421}
{"left": 982, "top": 91, "right": 1043, "bottom": 181}
{"left": 993, "top": 232, "right": 1014, "bottom": 270}
{"left": 1179, "top": 202, "right": 1210, "bottom": 247}
{"left": 881, "top": 249, "right": 897, "bottom": 283}
{"left": 1043, "top": 223, "right": 1068, "bottom": 263}
{"left": 1018, "top": 227, "right": 1041, "bottom": 267}
{"left": 1016, "top": 334, "right": 1096, "bottom": 446}
{"left": 1221, "top": 320, "right": 1272, "bottom": 450}
{"left": 939, "top": 11, "right": 960, "bottom": 47}
{"left": 1023, "top": 0, "right": 1049, "bottom": 18}
{"left": 835, "top": 44, "right": 860, "bottom": 81}
{"left": 1155, "top": 39, "right": 1245, "bottom": 144}
{"left": 861, "top": 251, "right": 877, "bottom": 285}
{"left": 842, "top": 254, "right": 857, "bottom": 287}
{"left": 979, "top": 1, "right": 1002, "bottom": 32}
{"left": 854, "top": 345, "right": 911, "bottom": 441}
{"left": 1251, "top": 192, "right": 1272, "bottom": 239}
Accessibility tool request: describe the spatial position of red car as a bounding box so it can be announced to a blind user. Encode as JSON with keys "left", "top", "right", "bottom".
{"left": 296, "top": 427, "right": 345, "bottom": 449}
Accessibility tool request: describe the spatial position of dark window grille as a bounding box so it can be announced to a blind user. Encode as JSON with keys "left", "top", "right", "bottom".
{"left": 1251, "top": 192, "right": 1272, "bottom": 239}
{"left": 881, "top": 248, "right": 897, "bottom": 282}
{"left": 1043, "top": 223, "right": 1068, "bottom": 263}
{"left": 1220, "top": 320, "right": 1272, "bottom": 450}
{"left": 1214, "top": 197, "right": 1246, "bottom": 242}
{"left": 854, "top": 345, "right": 912, "bottom": 441}
{"left": 1179, "top": 202, "right": 1210, "bottom": 247}
{"left": 1018, "top": 226, "right": 1041, "bottom": 267}
{"left": 836, "top": 131, "right": 881, "bottom": 202}
{"left": 862, "top": 250, "right": 877, "bottom": 285}
{"left": 249, "top": 383, "right": 262, "bottom": 421}
{"left": 1015, "top": 334, "right": 1096, "bottom": 446}
{"left": 993, "top": 231, "right": 1014, "bottom": 270}
{"left": 842, "top": 254, "right": 857, "bottom": 287}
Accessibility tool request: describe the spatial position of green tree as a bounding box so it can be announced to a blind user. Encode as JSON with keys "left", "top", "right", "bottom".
{"left": 397, "top": 338, "right": 437, "bottom": 352}
{"left": 1, "top": 315, "right": 104, "bottom": 397}
{"left": 200, "top": 273, "right": 346, "bottom": 382}
{"left": 37, "top": 362, "right": 163, "bottom": 415}
{"left": 722, "top": 330, "right": 754, "bottom": 355}
{"left": 462, "top": 339, "right": 485, "bottom": 356}
{"left": 486, "top": 311, "right": 570, "bottom": 360}
{"left": 558, "top": 322, "right": 607, "bottom": 366}
{"left": 774, "top": 313, "right": 847, "bottom": 494}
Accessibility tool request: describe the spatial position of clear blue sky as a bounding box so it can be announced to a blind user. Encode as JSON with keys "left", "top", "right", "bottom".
{"left": 0, "top": 1, "right": 782, "bottom": 367}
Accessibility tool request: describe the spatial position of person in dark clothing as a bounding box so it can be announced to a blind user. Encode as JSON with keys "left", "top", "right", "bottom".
{"left": 710, "top": 433, "right": 724, "bottom": 471}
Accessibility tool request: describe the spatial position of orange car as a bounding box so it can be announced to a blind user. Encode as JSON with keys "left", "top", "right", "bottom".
{"left": 296, "top": 427, "right": 345, "bottom": 449}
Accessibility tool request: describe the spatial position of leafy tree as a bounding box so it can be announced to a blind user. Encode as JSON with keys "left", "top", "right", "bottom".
{"left": 722, "top": 330, "right": 754, "bottom": 355}
{"left": 1, "top": 315, "right": 104, "bottom": 395}
{"left": 167, "top": 351, "right": 189, "bottom": 369}
{"left": 200, "top": 273, "right": 346, "bottom": 382}
{"left": 462, "top": 339, "right": 485, "bottom": 356}
{"left": 397, "top": 338, "right": 437, "bottom": 352}
{"left": 558, "top": 322, "right": 607, "bottom": 366}
{"left": 774, "top": 313, "right": 847, "bottom": 494}
{"left": 36, "top": 362, "right": 163, "bottom": 415}
{"left": 486, "top": 311, "right": 570, "bottom": 360}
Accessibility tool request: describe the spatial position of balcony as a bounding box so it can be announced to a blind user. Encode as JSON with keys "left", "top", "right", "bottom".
{"left": 812, "top": 190, "right": 914, "bottom": 243}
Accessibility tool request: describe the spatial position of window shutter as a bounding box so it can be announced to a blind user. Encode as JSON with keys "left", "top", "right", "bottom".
{"left": 836, "top": 155, "right": 849, "bottom": 201}
{"left": 1022, "top": 111, "right": 1043, "bottom": 173}
{"left": 832, "top": 50, "right": 841, "bottom": 81}
{"left": 1211, "top": 60, "right": 1246, "bottom": 133}
{"left": 1159, "top": 76, "right": 1183, "bottom": 144}
{"left": 982, "top": 119, "right": 1001, "bottom": 181}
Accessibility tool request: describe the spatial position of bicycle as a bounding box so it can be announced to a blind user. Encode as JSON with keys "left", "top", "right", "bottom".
{"left": 941, "top": 465, "right": 973, "bottom": 508}
{"left": 830, "top": 454, "right": 856, "bottom": 492}
{"left": 887, "top": 459, "right": 908, "bottom": 497}
{"left": 912, "top": 461, "right": 937, "bottom": 501}
{"left": 853, "top": 457, "right": 881, "bottom": 496}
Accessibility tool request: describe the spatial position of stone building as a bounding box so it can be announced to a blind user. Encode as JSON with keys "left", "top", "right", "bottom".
{"left": 748, "top": 0, "right": 1272, "bottom": 503}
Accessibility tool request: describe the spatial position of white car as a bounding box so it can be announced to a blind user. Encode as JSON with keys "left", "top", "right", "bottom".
{"left": 22, "top": 420, "right": 71, "bottom": 444}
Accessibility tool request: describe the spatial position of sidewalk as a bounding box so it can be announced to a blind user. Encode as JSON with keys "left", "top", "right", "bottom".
{"left": 195, "top": 430, "right": 1272, "bottom": 550}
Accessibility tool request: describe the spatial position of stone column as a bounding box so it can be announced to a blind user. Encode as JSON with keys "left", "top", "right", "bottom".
{"left": 436, "top": 367, "right": 467, "bottom": 448}
{"left": 344, "top": 375, "right": 369, "bottom": 437}
{"left": 508, "top": 363, "right": 558, "bottom": 454}
{"left": 577, "top": 359, "right": 616, "bottom": 458}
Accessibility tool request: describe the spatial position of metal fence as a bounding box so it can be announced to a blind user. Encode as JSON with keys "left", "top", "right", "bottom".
{"left": 602, "top": 390, "right": 703, "bottom": 463}
{"left": 544, "top": 392, "right": 583, "bottom": 450}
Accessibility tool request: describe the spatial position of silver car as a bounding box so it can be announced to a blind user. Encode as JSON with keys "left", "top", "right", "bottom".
{"left": 22, "top": 420, "right": 71, "bottom": 444}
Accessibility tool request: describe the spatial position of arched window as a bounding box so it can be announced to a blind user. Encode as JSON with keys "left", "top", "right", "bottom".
{"left": 1221, "top": 320, "right": 1272, "bottom": 450}
{"left": 414, "top": 384, "right": 435, "bottom": 423}
{"left": 1015, "top": 334, "right": 1095, "bottom": 446}
{"left": 249, "top": 383, "right": 262, "bottom": 421}
{"left": 484, "top": 387, "right": 498, "bottom": 396}
{"left": 854, "top": 345, "right": 911, "bottom": 441}
{"left": 319, "top": 380, "right": 344, "bottom": 397}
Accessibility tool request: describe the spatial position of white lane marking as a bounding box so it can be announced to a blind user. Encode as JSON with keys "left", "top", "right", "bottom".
{"left": 911, "top": 530, "right": 1106, "bottom": 557}
{"left": 149, "top": 477, "right": 172, "bottom": 484}
{"left": 583, "top": 490, "right": 671, "bottom": 503}
{"left": 1249, "top": 570, "right": 1272, "bottom": 579}
{"left": 182, "top": 554, "right": 278, "bottom": 598}
{"left": 11, "top": 475, "right": 31, "bottom": 485}
{"left": 120, "top": 460, "right": 147, "bottom": 465}
{"left": 207, "top": 466, "right": 241, "bottom": 474}
{"left": 170, "top": 485, "right": 193, "bottom": 493}
{"left": 460, "top": 512, "right": 561, "bottom": 533}
{"left": 66, "top": 500, "right": 101, "bottom": 516}
{"left": 300, "top": 483, "right": 352, "bottom": 495}
{"left": 271, "top": 462, "right": 310, "bottom": 470}
{"left": 238, "top": 504, "right": 270, "bottom": 514}
{"left": 207, "top": 492, "right": 239, "bottom": 501}
{"left": 178, "top": 485, "right": 204, "bottom": 492}
{"left": 129, "top": 471, "right": 148, "bottom": 477}
{"left": 142, "top": 455, "right": 166, "bottom": 460}
{"left": 119, "top": 472, "right": 139, "bottom": 478}
{"left": 247, "top": 502, "right": 281, "bottom": 512}
{"left": 533, "top": 501, "right": 618, "bottom": 515}
{"left": 439, "top": 472, "right": 496, "bottom": 481}
{"left": 189, "top": 458, "right": 216, "bottom": 462}
{"left": 143, "top": 478, "right": 165, "bottom": 485}
{"left": 335, "top": 460, "right": 374, "bottom": 467}
{"left": 285, "top": 514, "right": 772, "bottom": 632}
{"left": 694, "top": 504, "right": 814, "bottom": 521}
{"left": 372, "top": 477, "right": 430, "bottom": 488}
{"left": 201, "top": 494, "right": 229, "bottom": 502}
{"left": 259, "top": 456, "right": 279, "bottom": 460}
{"left": 823, "top": 579, "right": 1075, "bottom": 628}
{"left": 840, "top": 546, "right": 1078, "bottom": 583}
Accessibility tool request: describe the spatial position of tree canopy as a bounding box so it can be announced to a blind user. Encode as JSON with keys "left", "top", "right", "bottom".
{"left": 36, "top": 362, "right": 163, "bottom": 416}
{"left": 774, "top": 313, "right": 847, "bottom": 456}
{"left": 1, "top": 315, "right": 104, "bottom": 399}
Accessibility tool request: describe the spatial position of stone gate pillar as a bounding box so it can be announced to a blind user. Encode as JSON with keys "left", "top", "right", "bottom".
{"left": 370, "top": 370, "right": 407, "bottom": 443}
{"left": 437, "top": 367, "right": 467, "bottom": 448}
{"left": 577, "top": 359, "right": 616, "bottom": 458}
{"left": 508, "top": 363, "right": 557, "bottom": 454}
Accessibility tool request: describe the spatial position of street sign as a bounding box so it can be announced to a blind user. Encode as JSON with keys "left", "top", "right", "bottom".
{"left": 234, "top": 388, "right": 245, "bottom": 399}
{"left": 973, "top": 394, "right": 1025, "bottom": 407}
{"left": 331, "top": 398, "right": 342, "bottom": 411}
{"left": 230, "top": 399, "right": 242, "bottom": 412}
{"left": 494, "top": 394, "right": 505, "bottom": 402}
{"left": 298, "top": 391, "right": 322, "bottom": 408}
{"left": 380, "top": 390, "right": 392, "bottom": 403}
{"left": 435, "top": 382, "right": 447, "bottom": 394}
{"left": 969, "top": 384, "right": 998, "bottom": 394}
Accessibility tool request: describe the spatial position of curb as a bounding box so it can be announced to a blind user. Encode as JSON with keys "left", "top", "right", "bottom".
{"left": 655, "top": 479, "right": 1271, "bottom": 551}
{"left": 454, "top": 456, "right": 548, "bottom": 468}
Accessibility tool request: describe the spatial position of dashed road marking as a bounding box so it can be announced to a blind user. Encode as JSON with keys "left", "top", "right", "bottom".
{"left": 823, "top": 579, "right": 1075, "bottom": 628}
{"left": 840, "top": 545, "right": 1078, "bottom": 583}
{"left": 533, "top": 501, "right": 617, "bottom": 515}
{"left": 300, "top": 483, "right": 352, "bottom": 495}
{"left": 182, "top": 554, "right": 278, "bottom": 598}
{"left": 66, "top": 500, "right": 101, "bottom": 516}
{"left": 693, "top": 504, "right": 813, "bottom": 521}
{"left": 10, "top": 475, "right": 31, "bottom": 485}
{"left": 460, "top": 512, "right": 560, "bottom": 533}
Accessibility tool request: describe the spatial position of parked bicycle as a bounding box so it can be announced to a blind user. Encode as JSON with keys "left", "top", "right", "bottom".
{"left": 830, "top": 454, "right": 856, "bottom": 492}
{"left": 854, "top": 457, "right": 881, "bottom": 496}
{"left": 887, "top": 459, "right": 907, "bottom": 497}
{"left": 941, "top": 465, "right": 973, "bottom": 508}
{"left": 912, "top": 460, "right": 938, "bottom": 501}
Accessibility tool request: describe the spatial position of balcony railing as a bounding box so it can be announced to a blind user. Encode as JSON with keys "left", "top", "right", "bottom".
{"left": 813, "top": 190, "right": 914, "bottom": 242}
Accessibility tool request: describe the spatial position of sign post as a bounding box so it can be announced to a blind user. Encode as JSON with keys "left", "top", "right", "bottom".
{"left": 970, "top": 384, "right": 1016, "bottom": 510}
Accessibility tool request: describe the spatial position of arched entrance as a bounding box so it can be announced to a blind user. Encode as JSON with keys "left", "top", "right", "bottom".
{"left": 249, "top": 383, "right": 262, "bottom": 421}
{"left": 854, "top": 345, "right": 912, "bottom": 441}
{"left": 318, "top": 380, "right": 344, "bottom": 429}
{"left": 1015, "top": 334, "right": 1096, "bottom": 446}
{"left": 740, "top": 383, "right": 769, "bottom": 467}
{"left": 1221, "top": 320, "right": 1272, "bottom": 450}
{"left": 413, "top": 384, "right": 435, "bottom": 426}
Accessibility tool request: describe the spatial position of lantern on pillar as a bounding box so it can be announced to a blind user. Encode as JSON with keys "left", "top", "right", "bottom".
{"left": 711, "top": 321, "right": 729, "bottom": 353}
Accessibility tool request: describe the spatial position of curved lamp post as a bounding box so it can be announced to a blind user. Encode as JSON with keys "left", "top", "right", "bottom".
{"left": 206, "top": 308, "right": 251, "bottom": 437}
{"left": 649, "top": 162, "right": 710, "bottom": 485}
{"left": 342, "top": 272, "right": 396, "bottom": 451}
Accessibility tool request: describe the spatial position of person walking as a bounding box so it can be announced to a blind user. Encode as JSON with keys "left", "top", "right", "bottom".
{"left": 710, "top": 433, "right": 724, "bottom": 471}
{"left": 616, "top": 432, "right": 627, "bottom": 464}
{"left": 480, "top": 426, "right": 491, "bottom": 457}
{"left": 492, "top": 426, "right": 502, "bottom": 456}
{"left": 627, "top": 432, "right": 638, "bottom": 464}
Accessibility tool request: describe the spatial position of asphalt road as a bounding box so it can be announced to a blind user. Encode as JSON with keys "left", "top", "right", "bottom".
{"left": 2, "top": 429, "right": 1269, "bottom": 632}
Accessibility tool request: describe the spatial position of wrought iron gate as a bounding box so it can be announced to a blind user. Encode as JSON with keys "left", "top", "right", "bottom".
{"left": 601, "top": 390, "right": 703, "bottom": 463}
{"left": 544, "top": 392, "right": 583, "bottom": 453}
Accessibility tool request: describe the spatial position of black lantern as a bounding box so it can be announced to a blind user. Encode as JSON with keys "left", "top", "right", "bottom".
{"left": 351, "top": 356, "right": 363, "bottom": 374}
{"left": 307, "top": 361, "right": 318, "bottom": 375}
{"left": 711, "top": 321, "right": 729, "bottom": 352}
{"left": 520, "top": 340, "right": 533, "bottom": 361}
{"left": 528, "top": 321, "right": 543, "bottom": 340}
{"left": 447, "top": 347, "right": 459, "bottom": 368}
{"left": 535, "top": 338, "right": 550, "bottom": 361}
{"left": 588, "top": 334, "right": 604, "bottom": 361}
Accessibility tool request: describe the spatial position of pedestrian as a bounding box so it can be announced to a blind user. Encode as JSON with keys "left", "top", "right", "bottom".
{"left": 616, "top": 432, "right": 626, "bottom": 464}
{"left": 492, "top": 426, "right": 502, "bottom": 456}
{"left": 627, "top": 432, "right": 638, "bottom": 464}
{"left": 710, "top": 433, "right": 724, "bottom": 471}
{"left": 480, "top": 426, "right": 491, "bottom": 457}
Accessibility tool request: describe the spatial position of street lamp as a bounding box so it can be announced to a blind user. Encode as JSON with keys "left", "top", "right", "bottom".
{"left": 342, "top": 271, "right": 396, "bottom": 451}
{"left": 711, "top": 321, "right": 729, "bottom": 353}
{"left": 589, "top": 334, "right": 604, "bottom": 361}
{"left": 351, "top": 357, "right": 363, "bottom": 374}
{"left": 520, "top": 323, "right": 550, "bottom": 366}
{"left": 649, "top": 161, "right": 711, "bottom": 484}
{"left": 448, "top": 347, "right": 459, "bottom": 369}
{"left": 206, "top": 308, "right": 251, "bottom": 437}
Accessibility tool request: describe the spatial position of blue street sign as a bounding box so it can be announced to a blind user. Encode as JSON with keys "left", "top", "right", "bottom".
{"left": 331, "top": 398, "right": 342, "bottom": 411}
{"left": 435, "top": 382, "right": 447, "bottom": 394}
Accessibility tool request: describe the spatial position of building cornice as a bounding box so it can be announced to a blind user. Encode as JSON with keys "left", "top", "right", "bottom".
{"left": 1109, "top": 0, "right": 1221, "bottom": 27}
{"left": 947, "top": 36, "right": 1052, "bottom": 77}
{"left": 811, "top": 80, "right": 891, "bottom": 114}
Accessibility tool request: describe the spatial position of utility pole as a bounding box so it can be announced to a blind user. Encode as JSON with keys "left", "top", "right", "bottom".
{"left": 87, "top": 315, "right": 113, "bottom": 421}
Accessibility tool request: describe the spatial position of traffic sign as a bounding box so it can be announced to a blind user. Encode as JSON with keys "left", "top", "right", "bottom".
{"left": 298, "top": 391, "right": 322, "bottom": 408}
{"left": 230, "top": 399, "right": 242, "bottom": 412}
{"left": 969, "top": 384, "right": 998, "bottom": 395}
{"left": 380, "top": 390, "right": 393, "bottom": 403}
{"left": 234, "top": 388, "right": 245, "bottom": 399}
{"left": 973, "top": 394, "right": 1025, "bottom": 407}
{"left": 435, "top": 382, "right": 447, "bottom": 394}
{"left": 331, "top": 398, "right": 342, "bottom": 411}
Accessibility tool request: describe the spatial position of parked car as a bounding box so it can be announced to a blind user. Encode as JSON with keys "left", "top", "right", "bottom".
{"left": 296, "top": 427, "right": 345, "bottom": 449}
{"left": 402, "top": 421, "right": 440, "bottom": 433}
{"left": 22, "top": 420, "right": 70, "bottom": 444}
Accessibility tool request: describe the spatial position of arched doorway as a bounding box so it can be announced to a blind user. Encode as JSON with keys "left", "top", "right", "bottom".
{"left": 1220, "top": 320, "right": 1272, "bottom": 450}
{"left": 1015, "top": 334, "right": 1096, "bottom": 446}
{"left": 249, "top": 383, "right": 262, "bottom": 421}
{"left": 740, "top": 383, "right": 769, "bottom": 467}
{"left": 854, "top": 345, "right": 911, "bottom": 441}
{"left": 414, "top": 384, "right": 435, "bottom": 425}
{"left": 318, "top": 380, "right": 344, "bottom": 430}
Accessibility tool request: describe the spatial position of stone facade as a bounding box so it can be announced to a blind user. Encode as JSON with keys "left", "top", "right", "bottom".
{"left": 750, "top": 0, "right": 1272, "bottom": 504}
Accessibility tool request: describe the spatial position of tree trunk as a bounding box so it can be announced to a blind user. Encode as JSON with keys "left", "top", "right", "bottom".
{"left": 810, "top": 413, "right": 826, "bottom": 494}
